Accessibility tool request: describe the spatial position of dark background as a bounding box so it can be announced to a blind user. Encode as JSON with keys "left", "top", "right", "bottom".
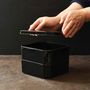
{"left": 0, "top": 0, "right": 90, "bottom": 55}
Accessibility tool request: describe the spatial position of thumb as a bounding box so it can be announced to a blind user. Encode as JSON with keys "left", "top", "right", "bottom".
{"left": 59, "top": 17, "right": 64, "bottom": 25}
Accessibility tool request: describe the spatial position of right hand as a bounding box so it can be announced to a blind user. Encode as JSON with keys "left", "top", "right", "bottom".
{"left": 58, "top": 9, "right": 85, "bottom": 38}
{"left": 28, "top": 16, "right": 60, "bottom": 31}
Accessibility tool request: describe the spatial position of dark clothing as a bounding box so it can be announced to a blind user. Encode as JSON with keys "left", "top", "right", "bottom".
{"left": 71, "top": 0, "right": 90, "bottom": 7}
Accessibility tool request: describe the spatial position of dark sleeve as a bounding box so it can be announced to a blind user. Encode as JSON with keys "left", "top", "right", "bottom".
{"left": 71, "top": 0, "right": 90, "bottom": 7}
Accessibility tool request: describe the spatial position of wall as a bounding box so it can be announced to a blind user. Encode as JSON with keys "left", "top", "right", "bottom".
{"left": 0, "top": 0, "right": 90, "bottom": 54}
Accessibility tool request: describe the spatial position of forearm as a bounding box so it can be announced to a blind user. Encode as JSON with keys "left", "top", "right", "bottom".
{"left": 82, "top": 7, "right": 90, "bottom": 22}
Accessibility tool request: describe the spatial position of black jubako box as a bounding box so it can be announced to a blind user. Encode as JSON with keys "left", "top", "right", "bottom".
{"left": 21, "top": 42, "right": 69, "bottom": 79}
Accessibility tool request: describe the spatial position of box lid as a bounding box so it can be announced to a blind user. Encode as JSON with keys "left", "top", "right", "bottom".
{"left": 20, "top": 30, "right": 62, "bottom": 36}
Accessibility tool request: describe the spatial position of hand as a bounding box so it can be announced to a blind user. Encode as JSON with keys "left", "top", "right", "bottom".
{"left": 60, "top": 10, "right": 86, "bottom": 38}
{"left": 28, "top": 16, "right": 60, "bottom": 31}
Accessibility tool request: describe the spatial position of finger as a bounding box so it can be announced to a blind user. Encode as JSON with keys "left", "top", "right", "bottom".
{"left": 59, "top": 17, "right": 64, "bottom": 24}
{"left": 35, "top": 21, "right": 45, "bottom": 31}
{"left": 62, "top": 20, "right": 74, "bottom": 36}
{"left": 69, "top": 23, "right": 81, "bottom": 38}
{"left": 29, "top": 19, "right": 41, "bottom": 31}
{"left": 65, "top": 23, "right": 77, "bottom": 38}
{"left": 28, "top": 25, "right": 34, "bottom": 31}
{"left": 69, "top": 28, "right": 78, "bottom": 38}
{"left": 62, "top": 15, "right": 71, "bottom": 31}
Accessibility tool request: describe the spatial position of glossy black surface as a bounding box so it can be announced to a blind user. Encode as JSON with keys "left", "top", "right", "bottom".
{"left": 21, "top": 42, "right": 69, "bottom": 78}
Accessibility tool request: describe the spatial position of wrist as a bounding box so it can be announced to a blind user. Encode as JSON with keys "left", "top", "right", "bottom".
{"left": 67, "top": 2, "right": 83, "bottom": 10}
{"left": 81, "top": 8, "right": 90, "bottom": 22}
{"left": 56, "top": 2, "right": 83, "bottom": 19}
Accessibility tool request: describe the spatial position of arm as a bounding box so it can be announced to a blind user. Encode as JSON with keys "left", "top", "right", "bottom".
{"left": 29, "top": 1, "right": 90, "bottom": 38}
{"left": 29, "top": 2, "right": 83, "bottom": 31}
{"left": 70, "top": 0, "right": 90, "bottom": 22}
{"left": 56, "top": 2, "right": 83, "bottom": 25}
{"left": 56, "top": 7, "right": 90, "bottom": 38}
{"left": 55, "top": 0, "right": 90, "bottom": 38}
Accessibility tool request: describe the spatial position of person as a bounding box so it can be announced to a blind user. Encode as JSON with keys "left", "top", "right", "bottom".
{"left": 28, "top": 0, "right": 90, "bottom": 38}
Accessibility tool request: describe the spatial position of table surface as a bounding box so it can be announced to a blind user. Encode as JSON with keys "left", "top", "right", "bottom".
{"left": 0, "top": 55, "right": 90, "bottom": 90}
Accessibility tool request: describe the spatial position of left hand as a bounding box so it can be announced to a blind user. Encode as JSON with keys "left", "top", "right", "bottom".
{"left": 60, "top": 9, "right": 86, "bottom": 38}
